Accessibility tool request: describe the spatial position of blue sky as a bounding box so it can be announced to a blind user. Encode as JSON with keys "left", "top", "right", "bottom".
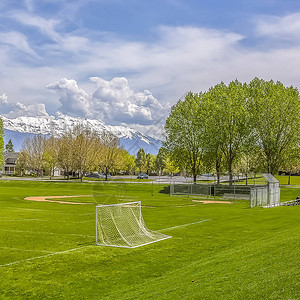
{"left": 1, "top": 0, "right": 300, "bottom": 136}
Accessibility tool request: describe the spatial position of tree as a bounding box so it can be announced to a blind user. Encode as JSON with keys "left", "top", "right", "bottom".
{"left": 205, "top": 80, "right": 252, "bottom": 184}
{"left": 0, "top": 118, "right": 4, "bottom": 168}
{"left": 164, "top": 78, "right": 300, "bottom": 180}
{"left": 202, "top": 143, "right": 225, "bottom": 184}
{"left": 43, "top": 136, "right": 58, "bottom": 179}
{"left": 117, "top": 149, "right": 136, "bottom": 175}
{"left": 57, "top": 131, "right": 75, "bottom": 180}
{"left": 155, "top": 147, "right": 168, "bottom": 175}
{"left": 165, "top": 157, "right": 179, "bottom": 176}
{"left": 234, "top": 144, "right": 263, "bottom": 174}
{"left": 15, "top": 150, "right": 30, "bottom": 176}
{"left": 280, "top": 146, "right": 300, "bottom": 184}
{"left": 145, "top": 153, "right": 155, "bottom": 175}
{"left": 5, "top": 139, "right": 14, "bottom": 152}
{"left": 56, "top": 125, "right": 103, "bottom": 181}
{"left": 72, "top": 125, "right": 101, "bottom": 182}
{"left": 200, "top": 109, "right": 225, "bottom": 184}
{"left": 135, "top": 148, "right": 146, "bottom": 173}
{"left": 164, "top": 92, "right": 206, "bottom": 183}
{"left": 98, "top": 131, "right": 121, "bottom": 181}
{"left": 248, "top": 78, "right": 300, "bottom": 174}
{"left": 22, "top": 135, "right": 46, "bottom": 177}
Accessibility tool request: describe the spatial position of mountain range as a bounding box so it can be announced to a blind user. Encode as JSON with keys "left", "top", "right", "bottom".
{"left": 1, "top": 115, "right": 162, "bottom": 155}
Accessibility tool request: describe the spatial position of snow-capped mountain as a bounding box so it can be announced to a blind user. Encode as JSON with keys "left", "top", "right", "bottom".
{"left": 1, "top": 115, "right": 162, "bottom": 155}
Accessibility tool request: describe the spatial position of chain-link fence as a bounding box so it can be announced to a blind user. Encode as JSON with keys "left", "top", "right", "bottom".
{"left": 170, "top": 173, "right": 280, "bottom": 207}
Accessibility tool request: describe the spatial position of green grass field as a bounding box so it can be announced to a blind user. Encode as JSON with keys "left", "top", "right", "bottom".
{"left": 82, "top": 177, "right": 153, "bottom": 182}
{"left": 0, "top": 180, "right": 299, "bottom": 299}
{"left": 222, "top": 175, "right": 300, "bottom": 186}
{"left": 275, "top": 175, "right": 300, "bottom": 185}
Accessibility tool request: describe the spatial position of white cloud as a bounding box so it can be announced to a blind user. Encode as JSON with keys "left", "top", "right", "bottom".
{"left": 11, "top": 12, "right": 61, "bottom": 42}
{"left": 5, "top": 102, "right": 49, "bottom": 118}
{"left": 256, "top": 12, "right": 300, "bottom": 41}
{"left": 8, "top": 11, "right": 91, "bottom": 60}
{"left": 90, "top": 77, "right": 168, "bottom": 125}
{"left": 33, "top": 25, "right": 244, "bottom": 104}
{"left": 47, "top": 78, "right": 92, "bottom": 117}
{"left": 0, "top": 31, "right": 37, "bottom": 57}
{"left": 0, "top": 93, "right": 8, "bottom": 105}
{"left": 46, "top": 76, "right": 169, "bottom": 126}
{"left": 24, "top": 0, "right": 34, "bottom": 12}
{"left": 0, "top": 93, "right": 49, "bottom": 118}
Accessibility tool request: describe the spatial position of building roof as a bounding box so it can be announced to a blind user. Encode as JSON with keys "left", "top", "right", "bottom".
{"left": 3, "top": 152, "right": 20, "bottom": 159}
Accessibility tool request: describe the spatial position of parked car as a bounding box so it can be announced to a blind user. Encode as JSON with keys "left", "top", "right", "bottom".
{"left": 86, "top": 172, "right": 111, "bottom": 179}
{"left": 99, "top": 173, "right": 111, "bottom": 179}
{"left": 85, "top": 173, "right": 102, "bottom": 178}
{"left": 137, "top": 173, "right": 148, "bottom": 179}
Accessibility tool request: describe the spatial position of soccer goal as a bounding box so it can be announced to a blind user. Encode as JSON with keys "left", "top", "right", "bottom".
{"left": 96, "top": 201, "right": 172, "bottom": 248}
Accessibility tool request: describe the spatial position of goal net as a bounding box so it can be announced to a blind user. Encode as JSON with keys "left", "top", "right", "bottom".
{"left": 96, "top": 201, "right": 172, "bottom": 248}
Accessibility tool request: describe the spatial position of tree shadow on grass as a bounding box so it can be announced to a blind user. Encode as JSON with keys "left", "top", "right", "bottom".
{"left": 159, "top": 185, "right": 170, "bottom": 194}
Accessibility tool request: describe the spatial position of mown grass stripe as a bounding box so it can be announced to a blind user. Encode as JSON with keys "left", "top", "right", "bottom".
{"left": 159, "top": 219, "right": 211, "bottom": 231}
{"left": 0, "top": 229, "right": 94, "bottom": 238}
{"left": 0, "top": 247, "right": 55, "bottom": 254}
{"left": 0, "top": 246, "right": 92, "bottom": 268}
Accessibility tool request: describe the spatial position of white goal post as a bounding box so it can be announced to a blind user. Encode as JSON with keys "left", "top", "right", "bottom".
{"left": 96, "top": 201, "right": 172, "bottom": 248}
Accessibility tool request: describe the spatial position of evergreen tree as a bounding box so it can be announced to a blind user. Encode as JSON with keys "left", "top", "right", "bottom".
{"left": 135, "top": 148, "right": 146, "bottom": 173}
{"left": 145, "top": 153, "right": 155, "bottom": 175}
{"left": 155, "top": 147, "right": 168, "bottom": 175}
{"left": 5, "top": 139, "right": 14, "bottom": 152}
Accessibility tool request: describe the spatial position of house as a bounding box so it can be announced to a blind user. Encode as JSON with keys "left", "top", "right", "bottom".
{"left": 1, "top": 152, "right": 63, "bottom": 177}
{"left": 2, "top": 152, "right": 19, "bottom": 175}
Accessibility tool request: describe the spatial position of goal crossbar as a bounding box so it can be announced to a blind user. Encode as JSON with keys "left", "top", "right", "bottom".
{"left": 96, "top": 201, "right": 172, "bottom": 248}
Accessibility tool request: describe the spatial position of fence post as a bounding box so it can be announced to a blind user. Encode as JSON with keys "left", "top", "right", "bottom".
{"left": 170, "top": 182, "right": 174, "bottom": 196}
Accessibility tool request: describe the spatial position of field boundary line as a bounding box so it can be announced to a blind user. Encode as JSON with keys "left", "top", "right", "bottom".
{"left": 0, "top": 247, "right": 55, "bottom": 253}
{"left": 1, "top": 207, "right": 88, "bottom": 214}
{"left": 0, "top": 217, "right": 92, "bottom": 223}
{"left": 0, "top": 245, "right": 92, "bottom": 268}
{"left": 0, "top": 218, "right": 49, "bottom": 222}
{"left": 0, "top": 229, "right": 94, "bottom": 238}
{"left": 159, "top": 219, "right": 211, "bottom": 232}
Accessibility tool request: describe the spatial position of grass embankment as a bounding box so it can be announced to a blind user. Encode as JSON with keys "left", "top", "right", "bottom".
{"left": 0, "top": 180, "right": 299, "bottom": 299}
